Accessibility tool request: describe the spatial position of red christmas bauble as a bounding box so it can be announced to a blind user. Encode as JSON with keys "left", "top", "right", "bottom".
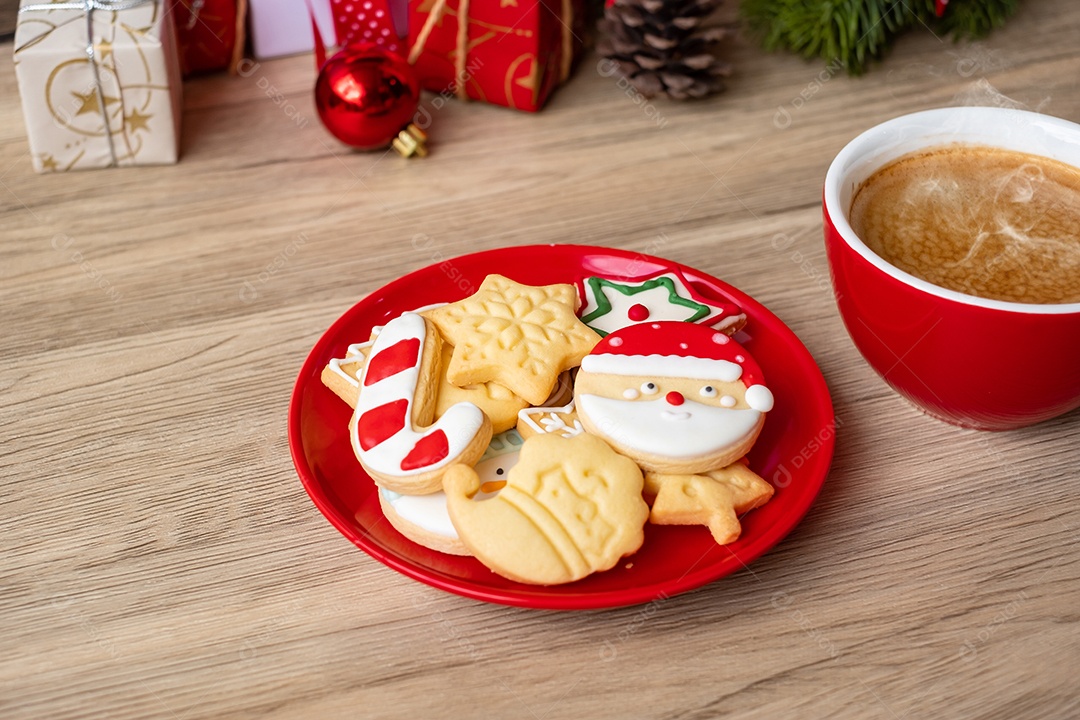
{"left": 314, "top": 44, "right": 420, "bottom": 150}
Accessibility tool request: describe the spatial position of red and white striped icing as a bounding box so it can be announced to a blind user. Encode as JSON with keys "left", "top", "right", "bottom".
{"left": 350, "top": 312, "right": 486, "bottom": 477}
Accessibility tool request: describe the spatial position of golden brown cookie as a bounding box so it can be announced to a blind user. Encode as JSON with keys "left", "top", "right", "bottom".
{"left": 645, "top": 462, "right": 774, "bottom": 545}
{"left": 434, "top": 343, "right": 528, "bottom": 434}
{"left": 443, "top": 432, "right": 648, "bottom": 585}
{"left": 321, "top": 334, "right": 527, "bottom": 436}
{"left": 423, "top": 275, "right": 600, "bottom": 405}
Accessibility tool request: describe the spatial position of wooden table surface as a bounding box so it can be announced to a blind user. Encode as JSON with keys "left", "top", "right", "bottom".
{"left": 3, "top": 2, "right": 1080, "bottom": 718}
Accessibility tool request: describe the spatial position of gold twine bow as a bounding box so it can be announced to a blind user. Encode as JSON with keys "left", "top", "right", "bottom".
{"left": 407, "top": 0, "right": 574, "bottom": 102}
{"left": 18, "top": 0, "right": 155, "bottom": 167}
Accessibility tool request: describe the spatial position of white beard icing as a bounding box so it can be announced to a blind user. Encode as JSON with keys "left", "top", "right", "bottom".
{"left": 577, "top": 394, "right": 762, "bottom": 460}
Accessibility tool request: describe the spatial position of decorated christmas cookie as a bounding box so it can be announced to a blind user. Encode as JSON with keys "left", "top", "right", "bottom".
{"left": 321, "top": 340, "right": 372, "bottom": 408}
{"left": 378, "top": 489, "right": 466, "bottom": 555}
{"left": 516, "top": 401, "right": 583, "bottom": 440}
{"left": 577, "top": 269, "right": 746, "bottom": 337}
{"left": 573, "top": 321, "right": 774, "bottom": 475}
{"left": 443, "top": 432, "right": 648, "bottom": 585}
{"left": 378, "top": 430, "right": 524, "bottom": 555}
{"left": 349, "top": 312, "right": 493, "bottom": 494}
{"left": 423, "top": 275, "right": 600, "bottom": 405}
{"left": 321, "top": 303, "right": 448, "bottom": 407}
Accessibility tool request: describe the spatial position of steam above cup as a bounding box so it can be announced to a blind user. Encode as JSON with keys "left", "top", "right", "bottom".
{"left": 822, "top": 107, "right": 1080, "bottom": 430}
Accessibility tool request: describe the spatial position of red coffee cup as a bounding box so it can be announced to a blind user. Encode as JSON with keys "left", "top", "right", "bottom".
{"left": 823, "top": 107, "right": 1080, "bottom": 430}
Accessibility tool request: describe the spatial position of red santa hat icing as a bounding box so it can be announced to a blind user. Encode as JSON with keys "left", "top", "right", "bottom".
{"left": 580, "top": 321, "right": 774, "bottom": 412}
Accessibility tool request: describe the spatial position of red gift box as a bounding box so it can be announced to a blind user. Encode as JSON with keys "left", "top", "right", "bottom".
{"left": 174, "top": 0, "right": 246, "bottom": 76}
{"left": 407, "top": 0, "right": 584, "bottom": 112}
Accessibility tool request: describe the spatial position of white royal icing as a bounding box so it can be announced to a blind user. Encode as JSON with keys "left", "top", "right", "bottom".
{"left": 745, "top": 384, "right": 775, "bottom": 412}
{"left": 350, "top": 313, "right": 486, "bottom": 477}
{"left": 327, "top": 341, "right": 372, "bottom": 388}
{"left": 580, "top": 354, "right": 744, "bottom": 382}
{"left": 578, "top": 394, "right": 762, "bottom": 459}
{"left": 382, "top": 488, "right": 459, "bottom": 537}
{"left": 518, "top": 401, "right": 584, "bottom": 438}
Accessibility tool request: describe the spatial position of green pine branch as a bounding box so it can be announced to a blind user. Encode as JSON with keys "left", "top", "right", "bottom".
{"left": 741, "top": 0, "right": 1020, "bottom": 75}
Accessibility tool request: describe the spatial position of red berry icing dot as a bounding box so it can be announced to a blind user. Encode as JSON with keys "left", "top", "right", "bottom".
{"left": 627, "top": 304, "right": 650, "bottom": 322}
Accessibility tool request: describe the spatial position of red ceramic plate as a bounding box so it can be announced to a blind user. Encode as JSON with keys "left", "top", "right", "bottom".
{"left": 289, "top": 245, "right": 834, "bottom": 610}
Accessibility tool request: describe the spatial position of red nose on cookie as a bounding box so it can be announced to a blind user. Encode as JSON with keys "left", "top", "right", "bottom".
{"left": 665, "top": 391, "right": 684, "bottom": 406}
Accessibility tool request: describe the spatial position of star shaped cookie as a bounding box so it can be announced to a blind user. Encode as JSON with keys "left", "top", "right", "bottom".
{"left": 424, "top": 275, "right": 600, "bottom": 405}
{"left": 577, "top": 269, "right": 746, "bottom": 337}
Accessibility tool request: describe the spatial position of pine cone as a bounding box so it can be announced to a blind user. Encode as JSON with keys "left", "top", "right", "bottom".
{"left": 598, "top": 0, "right": 733, "bottom": 100}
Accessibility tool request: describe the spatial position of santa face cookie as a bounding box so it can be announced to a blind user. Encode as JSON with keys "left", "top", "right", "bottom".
{"left": 573, "top": 321, "right": 774, "bottom": 475}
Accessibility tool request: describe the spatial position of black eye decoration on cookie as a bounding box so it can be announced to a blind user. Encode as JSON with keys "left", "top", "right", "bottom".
{"left": 641, "top": 382, "right": 659, "bottom": 395}
{"left": 496, "top": 468, "right": 505, "bottom": 476}
{"left": 700, "top": 385, "right": 718, "bottom": 398}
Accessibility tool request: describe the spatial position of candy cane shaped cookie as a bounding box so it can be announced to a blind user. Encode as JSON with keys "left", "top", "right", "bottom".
{"left": 349, "top": 312, "right": 493, "bottom": 494}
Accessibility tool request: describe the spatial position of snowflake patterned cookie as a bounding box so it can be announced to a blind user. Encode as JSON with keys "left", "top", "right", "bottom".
{"left": 423, "top": 275, "right": 600, "bottom": 405}
{"left": 433, "top": 343, "right": 528, "bottom": 434}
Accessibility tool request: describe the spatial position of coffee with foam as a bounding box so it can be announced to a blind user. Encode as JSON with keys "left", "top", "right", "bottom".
{"left": 849, "top": 145, "right": 1080, "bottom": 304}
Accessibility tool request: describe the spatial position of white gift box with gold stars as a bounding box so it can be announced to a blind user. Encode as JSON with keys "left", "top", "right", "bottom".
{"left": 13, "top": 0, "right": 182, "bottom": 172}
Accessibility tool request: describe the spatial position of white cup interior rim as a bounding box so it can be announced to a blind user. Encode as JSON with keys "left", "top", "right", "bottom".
{"left": 824, "top": 107, "right": 1080, "bottom": 315}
